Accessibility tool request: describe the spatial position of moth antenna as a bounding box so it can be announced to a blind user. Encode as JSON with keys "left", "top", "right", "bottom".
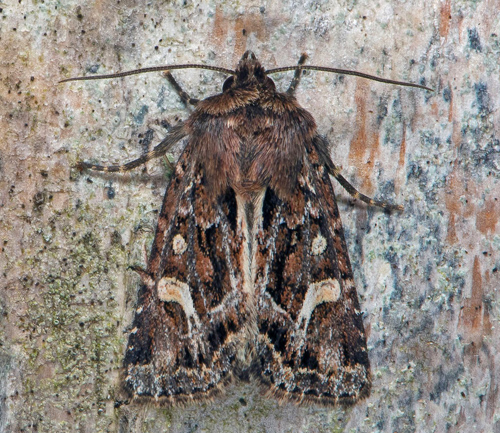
{"left": 329, "top": 164, "right": 403, "bottom": 212}
{"left": 267, "top": 65, "right": 433, "bottom": 92}
{"left": 59, "top": 64, "right": 236, "bottom": 84}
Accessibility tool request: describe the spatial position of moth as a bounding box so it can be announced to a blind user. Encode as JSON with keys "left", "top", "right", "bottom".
{"left": 62, "top": 51, "right": 429, "bottom": 405}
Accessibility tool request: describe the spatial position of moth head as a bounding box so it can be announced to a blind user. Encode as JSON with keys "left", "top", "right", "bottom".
{"left": 223, "top": 50, "right": 276, "bottom": 92}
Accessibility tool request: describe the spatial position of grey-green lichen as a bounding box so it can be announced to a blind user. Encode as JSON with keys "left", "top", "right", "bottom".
{"left": 11, "top": 196, "right": 145, "bottom": 431}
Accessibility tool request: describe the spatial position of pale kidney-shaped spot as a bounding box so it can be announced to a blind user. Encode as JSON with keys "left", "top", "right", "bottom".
{"left": 172, "top": 234, "right": 187, "bottom": 255}
{"left": 157, "top": 277, "right": 200, "bottom": 332}
{"left": 311, "top": 233, "right": 327, "bottom": 256}
{"left": 297, "top": 278, "right": 341, "bottom": 332}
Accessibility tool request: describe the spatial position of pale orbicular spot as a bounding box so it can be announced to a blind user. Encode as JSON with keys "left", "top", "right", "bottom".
{"left": 311, "top": 233, "right": 327, "bottom": 256}
{"left": 296, "top": 278, "right": 341, "bottom": 333}
{"left": 157, "top": 277, "right": 201, "bottom": 332}
{"left": 172, "top": 234, "right": 187, "bottom": 255}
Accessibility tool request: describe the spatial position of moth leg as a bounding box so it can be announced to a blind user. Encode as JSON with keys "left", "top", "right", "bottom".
{"left": 329, "top": 164, "right": 403, "bottom": 211}
{"left": 286, "top": 54, "right": 308, "bottom": 95}
{"left": 163, "top": 71, "right": 200, "bottom": 107}
{"left": 76, "top": 124, "right": 186, "bottom": 172}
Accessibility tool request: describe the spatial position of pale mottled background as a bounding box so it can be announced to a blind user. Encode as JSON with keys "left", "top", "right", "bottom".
{"left": 1, "top": 1, "right": 499, "bottom": 432}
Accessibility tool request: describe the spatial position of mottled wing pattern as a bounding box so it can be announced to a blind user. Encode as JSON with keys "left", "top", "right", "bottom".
{"left": 124, "top": 144, "right": 249, "bottom": 402}
{"left": 255, "top": 140, "right": 371, "bottom": 405}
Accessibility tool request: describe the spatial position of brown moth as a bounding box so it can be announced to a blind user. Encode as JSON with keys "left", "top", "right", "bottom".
{"left": 62, "top": 51, "right": 429, "bottom": 405}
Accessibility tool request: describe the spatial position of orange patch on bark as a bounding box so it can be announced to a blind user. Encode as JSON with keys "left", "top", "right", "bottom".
{"left": 447, "top": 213, "right": 458, "bottom": 244}
{"left": 212, "top": 7, "right": 229, "bottom": 46}
{"left": 211, "top": 8, "right": 269, "bottom": 63}
{"left": 459, "top": 256, "right": 491, "bottom": 347}
{"left": 430, "top": 101, "right": 439, "bottom": 117}
{"left": 476, "top": 199, "right": 499, "bottom": 234}
{"left": 397, "top": 122, "right": 407, "bottom": 178}
{"left": 439, "top": 0, "right": 452, "bottom": 38}
{"left": 348, "top": 80, "right": 380, "bottom": 193}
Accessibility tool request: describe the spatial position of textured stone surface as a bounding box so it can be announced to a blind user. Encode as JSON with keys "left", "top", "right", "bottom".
{"left": 0, "top": 1, "right": 498, "bottom": 432}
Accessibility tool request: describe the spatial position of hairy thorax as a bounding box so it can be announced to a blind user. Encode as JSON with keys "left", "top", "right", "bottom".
{"left": 186, "top": 85, "right": 318, "bottom": 200}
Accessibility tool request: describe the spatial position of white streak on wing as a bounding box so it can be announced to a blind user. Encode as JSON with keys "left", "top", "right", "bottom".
{"left": 297, "top": 278, "right": 341, "bottom": 334}
{"left": 219, "top": 204, "right": 239, "bottom": 295}
{"left": 235, "top": 194, "right": 251, "bottom": 295}
{"left": 157, "top": 277, "right": 201, "bottom": 333}
{"left": 235, "top": 190, "right": 266, "bottom": 296}
{"left": 249, "top": 189, "right": 266, "bottom": 294}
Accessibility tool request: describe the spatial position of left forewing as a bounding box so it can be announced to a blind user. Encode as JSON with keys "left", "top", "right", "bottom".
{"left": 123, "top": 145, "right": 250, "bottom": 403}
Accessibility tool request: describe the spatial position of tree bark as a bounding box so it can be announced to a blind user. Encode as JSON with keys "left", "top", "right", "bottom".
{"left": 1, "top": 1, "right": 498, "bottom": 432}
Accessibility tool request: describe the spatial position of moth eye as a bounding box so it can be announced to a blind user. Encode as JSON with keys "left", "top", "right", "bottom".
{"left": 222, "top": 76, "right": 234, "bottom": 92}
{"left": 255, "top": 68, "right": 265, "bottom": 81}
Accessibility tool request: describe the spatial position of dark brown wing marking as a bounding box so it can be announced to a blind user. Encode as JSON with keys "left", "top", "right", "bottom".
{"left": 124, "top": 144, "right": 250, "bottom": 402}
{"left": 255, "top": 140, "right": 371, "bottom": 405}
